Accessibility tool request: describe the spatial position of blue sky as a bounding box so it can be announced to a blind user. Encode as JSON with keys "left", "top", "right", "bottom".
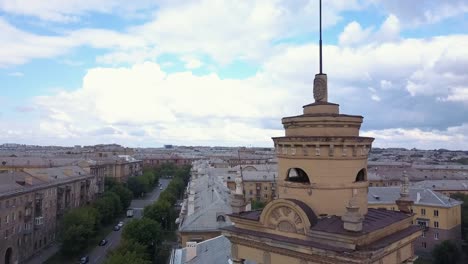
{"left": 0, "top": 0, "right": 467, "bottom": 149}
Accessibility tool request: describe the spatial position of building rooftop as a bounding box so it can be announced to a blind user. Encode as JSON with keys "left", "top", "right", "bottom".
{"left": 412, "top": 180, "right": 468, "bottom": 191}
{"left": 179, "top": 173, "right": 233, "bottom": 232}
{"left": 368, "top": 187, "right": 462, "bottom": 208}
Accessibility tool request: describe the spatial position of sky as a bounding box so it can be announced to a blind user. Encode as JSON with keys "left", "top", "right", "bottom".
{"left": 0, "top": 0, "right": 467, "bottom": 149}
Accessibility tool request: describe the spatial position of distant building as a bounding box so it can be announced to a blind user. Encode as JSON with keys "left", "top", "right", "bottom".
{"left": 368, "top": 187, "right": 462, "bottom": 257}
{"left": 412, "top": 180, "right": 468, "bottom": 196}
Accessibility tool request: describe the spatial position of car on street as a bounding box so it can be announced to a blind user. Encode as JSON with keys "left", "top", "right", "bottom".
{"left": 160, "top": 186, "right": 163, "bottom": 190}
{"left": 126, "top": 209, "right": 134, "bottom": 218}
{"left": 113, "top": 225, "right": 121, "bottom": 231}
{"left": 98, "top": 239, "right": 108, "bottom": 246}
{"left": 118, "top": 221, "right": 124, "bottom": 227}
{"left": 79, "top": 256, "right": 89, "bottom": 264}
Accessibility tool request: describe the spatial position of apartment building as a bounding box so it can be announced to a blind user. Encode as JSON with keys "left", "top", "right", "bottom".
{"left": 368, "top": 187, "right": 462, "bottom": 257}
{"left": 0, "top": 166, "right": 100, "bottom": 264}
{"left": 92, "top": 155, "right": 143, "bottom": 183}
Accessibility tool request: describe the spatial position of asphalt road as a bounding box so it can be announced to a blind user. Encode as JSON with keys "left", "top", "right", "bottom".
{"left": 88, "top": 178, "right": 171, "bottom": 264}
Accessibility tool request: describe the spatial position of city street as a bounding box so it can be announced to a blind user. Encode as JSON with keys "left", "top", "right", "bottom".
{"left": 24, "top": 178, "right": 171, "bottom": 264}
{"left": 88, "top": 178, "right": 171, "bottom": 264}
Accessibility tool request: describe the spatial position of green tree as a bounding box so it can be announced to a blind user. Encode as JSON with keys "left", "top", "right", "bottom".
{"left": 144, "top": 200, "right": 174, "bottom": 230}
{"left": 450, "top": 193, "right": 468, "bottom": 240}
{"left": 104, "top": 191, "right": 123, "bottom": 216}
{"left": 110, "top": 184, "right": 133, "bottom": 209}
{"left": 432, "top": 240, "right": 461, "bottom": 264}
{"left": 122, "top": 218, "right": 162, "bottom": 258}
{"left": 127, "top": 177, "right": 146, "bottom": 197}
{"left": 94, "top": 194, "right": 121, "bottom": 225}
{"left": 104, "top": 251, "right": 151, "bottom": 264}
{"left": 61, "top": 225, "right": 91, "bottom": 255}
{"left": 251, "top": 199, "right": 266, "bottom": 210}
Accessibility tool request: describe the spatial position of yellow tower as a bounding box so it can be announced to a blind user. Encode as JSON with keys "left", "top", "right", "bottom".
{"left": 223, "top": 2, "right": 421, "bottom": 263}
{"left": 274, "top": 72, "right": 373, "bottom": 217}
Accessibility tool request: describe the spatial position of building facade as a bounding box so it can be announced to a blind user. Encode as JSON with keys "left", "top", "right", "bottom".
{"left": 0, "top": 166, "right": 99, "bottom": 264}
{"left": 368, "top": 186, "right": 462, "bottom": 257}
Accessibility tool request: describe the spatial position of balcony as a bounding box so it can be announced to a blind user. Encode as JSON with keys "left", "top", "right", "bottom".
{"left": 34, "top": 217, "right": 44, "bottom": 229}
{"left": 20, "top": 228, "right": 33, "bottom": 235}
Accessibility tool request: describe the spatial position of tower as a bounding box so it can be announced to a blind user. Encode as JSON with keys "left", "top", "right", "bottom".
{"left": 223, "top": 1, "right": 421, "bottom": 263}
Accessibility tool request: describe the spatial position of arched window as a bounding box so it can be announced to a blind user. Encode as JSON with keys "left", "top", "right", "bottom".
{"left": 216, "top": 215, "right": 226, "bottom": 222}
{"left": 286, "top": 168, "right": 310, "bottom": 184}
{"left": 355, "top": 169, "right": 366, "bottom": 182}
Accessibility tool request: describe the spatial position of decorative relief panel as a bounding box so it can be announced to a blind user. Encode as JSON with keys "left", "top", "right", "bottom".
{"left": 315, "top": 145, "right": 320, "bottom": 156}
{"left": 302, "top": 145, "right": 308, "bottom": 156}
{"left": 329, "top": 144, "right": 334, "bottom": 157}
{"left": 267, "top": 206, "right": 306, "bottom": 234}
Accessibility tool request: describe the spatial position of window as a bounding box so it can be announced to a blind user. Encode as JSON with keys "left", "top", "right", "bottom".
{"left": 6, "top": 215, "right": 9, "bottom": 224}
{"left": 264, "top": 186, "right": 268, "bottom": 190}
{"left": 434, "top": 232, "right": 439, "bottom": 240}
{"left": 286, "top": 168, "right": 310, "bottom": 184}
{"left": 355, "top": 169, "right": 366, "bottom": 182}
{"left": 422, "top": 242, "right": 427, "bottom": 248}
{"left": 434, "top": 221, "right": 439, "bottom": 228}
{"left": 434, "top": 210, "right": 439, "bottom": 217}
{"left": 264, "top": 194, "right": 268, "bottom": 198}
{"left": 421, "top": 208, "right": 426, "bottom": 216}
{"left": 422, "top": 231, "right": 426, "bottom": 238}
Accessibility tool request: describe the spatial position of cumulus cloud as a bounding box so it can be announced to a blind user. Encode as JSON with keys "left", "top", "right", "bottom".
{"left": 0, "top": 0, "right": 156, "bottom": 22}
{"left": 31, "top": 31, "right": 468, "bottom": 148}
{"left": 34, "top": 62, "right": 289, "bottom": 146}
{"left": 339, "top": 14, "right": 400, "bottom": 46}
{"left": 371, "top": 0, "right": 468, "bottom": 27}
{"left": 362, "top": 123, "right": 468, "bottom": 150}
{"left": 0, "top": 0, "right": 363, "bottom": 67}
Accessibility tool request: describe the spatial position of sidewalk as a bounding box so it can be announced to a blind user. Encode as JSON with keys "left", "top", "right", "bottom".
{"left": 22, "top": 243, "right": 60, "bottom": 264}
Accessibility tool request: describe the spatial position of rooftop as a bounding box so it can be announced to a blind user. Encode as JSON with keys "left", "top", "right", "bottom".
{"left": 368, "top": 187, "right": 462, "bottom": 208}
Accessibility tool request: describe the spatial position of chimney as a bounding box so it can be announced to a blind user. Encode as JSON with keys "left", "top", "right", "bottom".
{"left": 341, "top": 195, "right": 363, "bottom": 232}
{"left": 396, "top": 171, "right": 414, "bottom": 213}
{"left": 186, "top": 241, "right": 197, "bottom": 262}
{"left": 25, "top": 176, "right": 33, "bottom": 186}
{"left": 231, "top": 172, "right": 246, "bottom": 214}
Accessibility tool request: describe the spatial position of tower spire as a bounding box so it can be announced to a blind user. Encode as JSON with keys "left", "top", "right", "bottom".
{"left": 319, "top": 0, "right": 322, "bottom": 74}
{"left": 313, "top": 0, "right": 328, "bottom": 103}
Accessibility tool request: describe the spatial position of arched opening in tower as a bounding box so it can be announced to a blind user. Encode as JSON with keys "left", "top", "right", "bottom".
{"left": 286, "top": 168, "right": 310, "bottom": 184}
{"left": 355, "top": 168, "right": 366, "bottom": 182}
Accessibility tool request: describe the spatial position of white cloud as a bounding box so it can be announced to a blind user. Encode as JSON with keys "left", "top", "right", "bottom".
{"left": 0, "top": 0, "right": 156, "bottom": 22}
{"left": 339, "top": 21, "right": 372, "bottom": 46}
{"left": 363, "top": 124, "right": 468, "bottom": 150}
{"left": 181, "top": 56, "right": 203, "bottom": 69}
{"left": 371, "top": 0, "right": 468, "bottom": 27}
{"left": 0, "top": 0, "right": 364, "bottom": 67}
{"left": 338, "top": 14, "right": 400, "bottom": 46}
{"left": 34, "top": 62, "right": 291, "bottom": 146}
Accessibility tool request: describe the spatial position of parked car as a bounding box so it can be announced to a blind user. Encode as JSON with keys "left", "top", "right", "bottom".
{"left": 113, "top": 225, "right": 120, "bottom": 231}
{"left": 98, "top": 239, "right": 108, "bottom": 246}
{"left": 160, "top": 186, "right": 163, "bottom": 190}
{"left": 126, "top": 209, "right": 134, "bottom": 218}
{"left": 118, "top": 221, "right": 124, "bottom": 228}
{"left": 79, "top": 256, "right": 89, "bottom": 264}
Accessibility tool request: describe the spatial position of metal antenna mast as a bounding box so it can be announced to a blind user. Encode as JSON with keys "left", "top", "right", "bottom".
{"left": 319, "top": 0, "right": 323, "bottom": 74}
